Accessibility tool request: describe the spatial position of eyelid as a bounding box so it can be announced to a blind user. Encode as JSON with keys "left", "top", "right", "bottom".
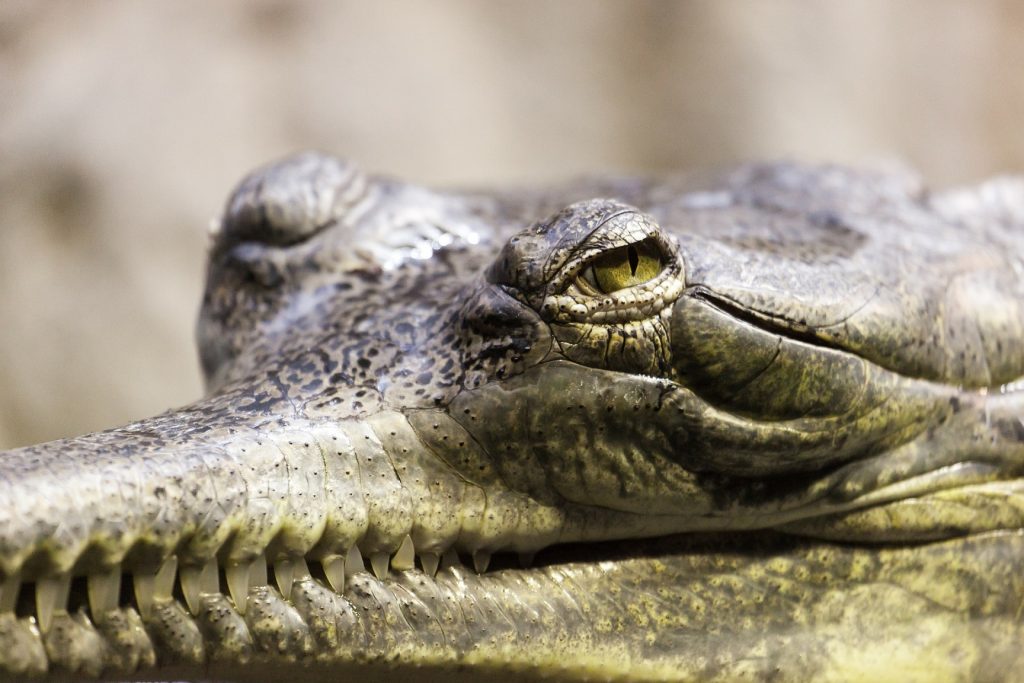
{"left": 539, "top": 229, "right": 684, "bottom": 325}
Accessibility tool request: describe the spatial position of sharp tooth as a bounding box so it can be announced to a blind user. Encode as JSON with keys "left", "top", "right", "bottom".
{"left": 518, "top": 551, "right": 536, "bottom": 568}
{"left": 36, "top": 573, "right": 71, "bottom": 632}
{"left": 135, "top": 556, "right": 176, "bottom": 620}
{"left": 87, "top": 568, "right": 121, "bottom": 618}
{"left": 198, "top": 561, "right": 219, "bottom": 598}
{"left": 294, "top": 557, "right": 310, "bottom": 579}
{"left": 200, "top": 558, "right": 220, "bottom": 593}
{"left": 179, "top": 565, "right": 202, "bottom": 616}
{"left": 249, "top": 554, "right": 268, "bottom": 589}
{"left": 226, "top": 563, "right": 251, "bottom": 615}
{"left": 180, "top": 558, "right": 218, "bottom": 616}
{"left": 0, "top": 573, "right": 20, "bottom": 613}
{"left": 473, "top": 551, "right": 491, "bottom": 574}
{"left": 322, "top": 554, "right": 346, "bottom": 592}
{"left": 420, "top": 552, "right": 439, "bottom": 578}
{"left": 392, "top": 535, "right": 415, "bottom": 572}
{"left": 370, "top": 552, "right": 389, "bottom": 580}
{"left": 345, "top": 545, "right": 364, "bottom": 575}
{"left": 154, "top": 555, "right": 178, "bottom": 601}
{"left": 441, "top": 548, "right": 461, "bottom": 569}
{"left": 274, "top": 559, "right": 295, "bottom": 600}
{"left": 134, "top": 575, "right": 154, "bottom": 619}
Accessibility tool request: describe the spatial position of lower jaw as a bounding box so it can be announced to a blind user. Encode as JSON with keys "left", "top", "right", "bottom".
{"left": 780, "top": 479, "right": 1024, "bottom": 542}
{"left": 3, "top": 529, "right": 1022, "bottom": 682}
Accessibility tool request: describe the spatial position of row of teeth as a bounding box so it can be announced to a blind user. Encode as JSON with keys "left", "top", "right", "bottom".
{"left": 0, "top": 535, "right": 527, "bottom": 633}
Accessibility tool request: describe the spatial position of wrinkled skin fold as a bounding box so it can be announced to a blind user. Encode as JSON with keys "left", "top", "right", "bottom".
{"left": 0, "top": 155, "right": 1022, "bottom": 681}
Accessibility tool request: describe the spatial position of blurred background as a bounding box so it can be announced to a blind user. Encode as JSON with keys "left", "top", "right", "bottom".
{"left": 1, "top": 0, "right": 1022, "bottom": 448}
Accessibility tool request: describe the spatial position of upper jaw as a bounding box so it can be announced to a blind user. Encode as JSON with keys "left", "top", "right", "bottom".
{"left": 5, "top": 321, "right": 1019, "bottom": 582}
{"left": 0, "top": 381, "right": 1020, "bottom": 669}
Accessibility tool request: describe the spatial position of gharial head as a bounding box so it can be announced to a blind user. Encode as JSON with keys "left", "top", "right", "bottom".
{"left": 1, "top": 152, "right": 1023, "bottom": 681}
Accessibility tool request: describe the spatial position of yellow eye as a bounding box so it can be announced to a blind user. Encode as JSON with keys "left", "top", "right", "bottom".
{"left": 585, "top": 240, "right": 663, "bottom": 293}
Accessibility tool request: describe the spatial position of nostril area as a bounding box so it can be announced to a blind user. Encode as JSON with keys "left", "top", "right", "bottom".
{"left": 223, "top": 242, "right": 287, "bottom": 289}
{"left": 219, "top": 152, "right": 366, "bottom": 249}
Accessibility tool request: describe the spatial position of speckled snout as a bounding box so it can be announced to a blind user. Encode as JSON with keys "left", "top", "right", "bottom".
{"left": 0, "top": 379, "right": 664, "bottom": 679}
{"left": 0, "top": 412, "right": 464, "bottom": 607}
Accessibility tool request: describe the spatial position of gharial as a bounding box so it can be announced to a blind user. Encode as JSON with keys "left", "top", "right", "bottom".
{"left": 0, "top": 153, "right": 1023, "bottom": 682}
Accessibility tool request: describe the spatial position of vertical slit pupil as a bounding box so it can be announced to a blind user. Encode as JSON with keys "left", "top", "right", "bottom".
{"left": 627, "top": 244, "right": 639, "bottom": 275}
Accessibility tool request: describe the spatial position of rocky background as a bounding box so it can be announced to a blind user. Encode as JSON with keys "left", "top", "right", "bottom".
{"left": 1, "top": 0, "right": 1022, "bottom": 447}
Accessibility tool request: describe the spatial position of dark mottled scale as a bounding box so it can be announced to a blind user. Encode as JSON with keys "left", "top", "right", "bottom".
{"left": 195, "top": 593, "right": 254, "bottom": 664}
{"left": 0, "top": 614, "right": 47, "bottom": 676}
{"left": 94, "top": 608, "right": 157, "bottom": 673}
{"left": 42, "top": 612, "right": 107, "bottom": 678}
{"left": 145, "top": 602, "right": 205, "bottom": 666}
{"left": 244, "top": 586, "right": 316, "bottom": 659}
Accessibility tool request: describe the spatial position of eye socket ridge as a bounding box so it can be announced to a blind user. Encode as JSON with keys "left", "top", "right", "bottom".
{"left": 576, "top": 237, "right": 667, "bottom": 295}
{"left": 539, "top": 230, "right": 683, "bottom": 325}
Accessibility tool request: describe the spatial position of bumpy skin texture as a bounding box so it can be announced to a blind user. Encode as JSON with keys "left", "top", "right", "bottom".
{"left": 1, "top": 154, "right": 1023, "bottom": 681}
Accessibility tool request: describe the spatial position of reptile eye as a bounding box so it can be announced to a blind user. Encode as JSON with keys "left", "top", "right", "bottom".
{"left": 581, "top": 239, "right": 664, "bottom": 294}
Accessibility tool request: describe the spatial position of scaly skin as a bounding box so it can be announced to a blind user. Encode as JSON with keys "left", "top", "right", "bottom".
{"left": 0, "top": 155, "right": 1023, "bottom": 681}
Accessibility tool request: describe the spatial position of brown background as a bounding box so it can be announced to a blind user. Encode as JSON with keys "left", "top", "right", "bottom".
{"left": 1, "top": 0, "right": 1022, "bottom": 448}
